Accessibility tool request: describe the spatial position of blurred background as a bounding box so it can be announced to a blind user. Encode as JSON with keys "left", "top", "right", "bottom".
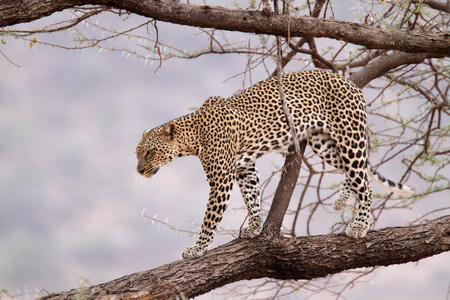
{"left": 0, "top": 2, "right": 449, "bottom": 299}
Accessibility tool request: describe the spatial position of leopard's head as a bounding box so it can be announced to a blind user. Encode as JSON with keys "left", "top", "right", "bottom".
{"left": 136, "top": 122, "right": 178, "bottom": 178}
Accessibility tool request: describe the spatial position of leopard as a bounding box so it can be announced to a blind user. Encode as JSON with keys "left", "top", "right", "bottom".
{"left": 136, "top": 69, "right": 414, "bottom": 259}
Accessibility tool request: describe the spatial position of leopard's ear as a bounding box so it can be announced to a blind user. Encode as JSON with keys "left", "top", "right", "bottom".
{"left": 161, "top": 122, "right": 176, "bottom": 141}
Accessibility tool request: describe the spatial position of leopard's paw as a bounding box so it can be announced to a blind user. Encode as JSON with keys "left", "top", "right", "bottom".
{"left": 345, "top": 222, "right": 369, "bottom": 239}
{"left": 240, "top": 225, "right": 262, "bottom": 239}
{"left": 181, "top": 245, "right": 208, "bottom": 259}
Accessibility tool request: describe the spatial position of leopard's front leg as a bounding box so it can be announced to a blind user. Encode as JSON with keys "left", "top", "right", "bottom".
{"left": 181, "top": 138, "right": 237, "bottom": 259}
{"left": 181, "top": 179, "right": 234, "bottom": 258}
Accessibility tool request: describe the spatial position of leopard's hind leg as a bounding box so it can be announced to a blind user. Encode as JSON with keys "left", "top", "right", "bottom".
{"left": 307, "top": 131, "right": 354, "bottom": 211}
{"left": 338, "top": 136, "right": 372, "bottom": 238}
{"left": 308, "top": 130, "right": 372, "bottom": 238}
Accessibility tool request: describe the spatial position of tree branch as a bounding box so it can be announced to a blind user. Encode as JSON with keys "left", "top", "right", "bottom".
{"left": 349, "top": 51, "right": 444, "bottom": 89}
{"left": 413, "top": 0, "right": 450, "bottom": 13}
{"left": 40, "top": 215, "right": 450, "bottom": 300}
{"left": 1, "top": 0, "right": 449, "bottom": 55}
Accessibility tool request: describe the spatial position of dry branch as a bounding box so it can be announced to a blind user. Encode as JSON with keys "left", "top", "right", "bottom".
{"left": 1, "top": 0, "right": 449, "bottom": 55}
{"left": 40, "top": 215, "right": 450, "bottom": 300}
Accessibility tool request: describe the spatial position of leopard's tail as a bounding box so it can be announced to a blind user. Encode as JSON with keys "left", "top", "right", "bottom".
{"left": 367, "top": 162, "right": 414, "bottom": 194}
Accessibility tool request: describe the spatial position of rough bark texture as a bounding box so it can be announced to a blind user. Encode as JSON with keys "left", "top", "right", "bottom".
{"left": 1, "top": 0, "right": 449, "bottom": 55}
{"left": 40, "top": 215, "right": 450, "bottom": 299}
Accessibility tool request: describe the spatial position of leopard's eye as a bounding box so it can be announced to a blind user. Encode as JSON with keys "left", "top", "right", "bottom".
{"left": 144, "top": 149, "right": 155, "bottom": 159}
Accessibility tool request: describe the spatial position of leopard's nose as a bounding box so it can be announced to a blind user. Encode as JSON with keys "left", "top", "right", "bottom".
{"left": 137, "top": 165, "right": 145, "bottom": 175}
{"left": 137, "top": 159, "right": 146, "bottom": 175}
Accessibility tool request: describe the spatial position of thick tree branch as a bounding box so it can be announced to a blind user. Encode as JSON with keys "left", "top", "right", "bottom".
{"left": 1, "top": 0, "right": 449, "bottom": 55}
{"left": 40, "top": 215, "right": 450, "bottom": 300}
{"left": 349, "top": 51, "right": 444, "bottom": 89}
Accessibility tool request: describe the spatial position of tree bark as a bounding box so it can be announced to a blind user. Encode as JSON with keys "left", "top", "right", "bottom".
{"left": 1, "top": 0, "right": 449, "bottom": 55}
{"left": 40, "top": 215, "right": 450, "bottom": 300}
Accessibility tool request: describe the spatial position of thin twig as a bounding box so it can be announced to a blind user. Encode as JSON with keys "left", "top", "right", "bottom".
{"left": 276, "top": 38, "right": 300, "bottom": 154}
{"left": 0, "top": 50, "right": 20, "bottom": 68}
